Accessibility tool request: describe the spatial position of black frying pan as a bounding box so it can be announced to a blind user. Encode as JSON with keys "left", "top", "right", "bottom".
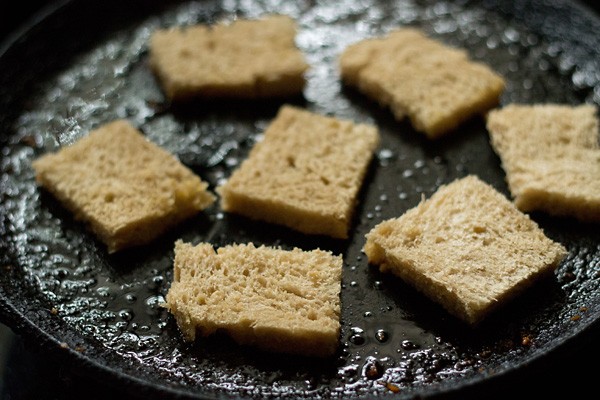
{"left": 1, "top": 0, "right": 599, "bottom": 399}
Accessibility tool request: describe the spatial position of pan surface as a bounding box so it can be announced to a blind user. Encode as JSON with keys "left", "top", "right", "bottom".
{"left": 1, "top": 0, "right": 599, "bottom": 398}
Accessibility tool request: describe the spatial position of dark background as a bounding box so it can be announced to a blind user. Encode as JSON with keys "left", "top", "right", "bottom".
{"left": 1, "top": 1, "right": 599, "bottom": 399}
{"left": 0, "top": 0, "right": 57, "bottom": 41}
{"left": 2, "top": 0, "right": 600, "bottom": 53}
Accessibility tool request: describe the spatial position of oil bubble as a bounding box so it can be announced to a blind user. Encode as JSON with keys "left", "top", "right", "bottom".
{"left": 375, "top": 329, "right": 389, "bottom": 343}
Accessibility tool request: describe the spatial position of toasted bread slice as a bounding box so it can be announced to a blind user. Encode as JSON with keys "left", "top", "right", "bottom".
{"left": 364, "top": 175, "right": 566, "bottom": 325}
{"left": 487, "top": 104, "right": 600, "bottom": 222}
{"left": 166, "top": 240, "right": 342, "bottom": 357}
{"left": 149, "top": 14, "right": 309, "bottom": 101}
{"left": 217, "top": 105, "right": 380, "bottom": 238}
{"left": 340, "top": 28, "right": 505, "bottom": 139}
{"left": 32, "top": 120, "right": 215, "bottom": 253}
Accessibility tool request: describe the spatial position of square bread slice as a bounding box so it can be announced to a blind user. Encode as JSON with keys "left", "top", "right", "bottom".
{"left": 363, "top": 175, "right": 567, "bottom": 325}
{"left": 487, "top": 104, "right": 600, "bottom": 222}
{"left": 32, "top": 120, "right": 216, "bottom": 253}
{"left": 165, "top": 240, "right": 342, "bottom": 357}
{"left": 149, "top": 14, "right": 309, "bottom": 101}
{"left": 339, "top": 28, "right": 505, "bottom": 139}
{"left": 216, "top": 105, "right": 380, "bottom": 238}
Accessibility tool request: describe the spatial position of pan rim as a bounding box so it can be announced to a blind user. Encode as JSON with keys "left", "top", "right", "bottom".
{"left": 1, "top": 0, "right": 599, "bottom": 398}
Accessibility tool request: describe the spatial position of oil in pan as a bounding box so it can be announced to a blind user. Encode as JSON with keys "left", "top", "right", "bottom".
{"left": 0, "top": 0, "right": 599, "bottom": 399}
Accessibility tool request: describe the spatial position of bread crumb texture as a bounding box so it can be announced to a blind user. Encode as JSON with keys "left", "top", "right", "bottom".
{"left": 32, "top": 120, "right": 215, "bottom": 253}
{"left": 487, "top": 104, "right": 600, "bottom": 222}
{"left": 339, "top": 28, "right": 505, "bottom": 139}
{"left": 217, "top": 105, "right": 380, "bottom": 238}
{"left": 364, "top": 175, "right": 566, "bottom": 325}
{"left": 166, "top": 241, "right": 342, "bottom": 357}
{"left": 149, "top": 14, "right": 309, "bottom": 101}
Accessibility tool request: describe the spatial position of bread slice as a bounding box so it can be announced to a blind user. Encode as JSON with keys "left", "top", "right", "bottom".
{"left": 32, "top": 120, "right": 215, "bottom": 253}
{"left": 364, "top": 175, "right": 567, "bottom": 325}
{"left": 487, "top": 104, "right": 600, "bottom": 222}
{"left": 149, "top": 14, "right": 309, "bottom": 101}
{"left": 165, "top": 240, "right": 342, "bottom": 357}
{"left": 339, "top": 28, "right": 505, "bottom": 139}
{"left": 217, "top": 105, "right": 380, "bottom": 238}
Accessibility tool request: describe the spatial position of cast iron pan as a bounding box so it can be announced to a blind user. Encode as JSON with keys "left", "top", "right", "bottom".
{"left": 1, "top": 0, "right": 599, "bottom": 398}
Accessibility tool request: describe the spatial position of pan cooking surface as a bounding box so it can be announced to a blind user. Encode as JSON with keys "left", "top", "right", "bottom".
{"left": 1, "top": 0, "right": 599, "bottom": 398}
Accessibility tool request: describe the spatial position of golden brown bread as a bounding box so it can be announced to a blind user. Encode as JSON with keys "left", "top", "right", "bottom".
{"left": 149, "top": 14, "right": 309, "bottom": 101}
{"left": 217, "top": 105, "right": 380, "bottom": 238}
{"left": 487, "top": 103, "right": 600, "bottom": 222}
{"left": 32, "top": 120, "right": 215, "bottom": 253}
{"left": 165, "top": 240, "right": 342, "bottom": 357}
{"left": 340, "top": 28, "right": 505, "bottom": 139}
{"left": 364, "top": 175, "right": 567, "bottom": 325}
